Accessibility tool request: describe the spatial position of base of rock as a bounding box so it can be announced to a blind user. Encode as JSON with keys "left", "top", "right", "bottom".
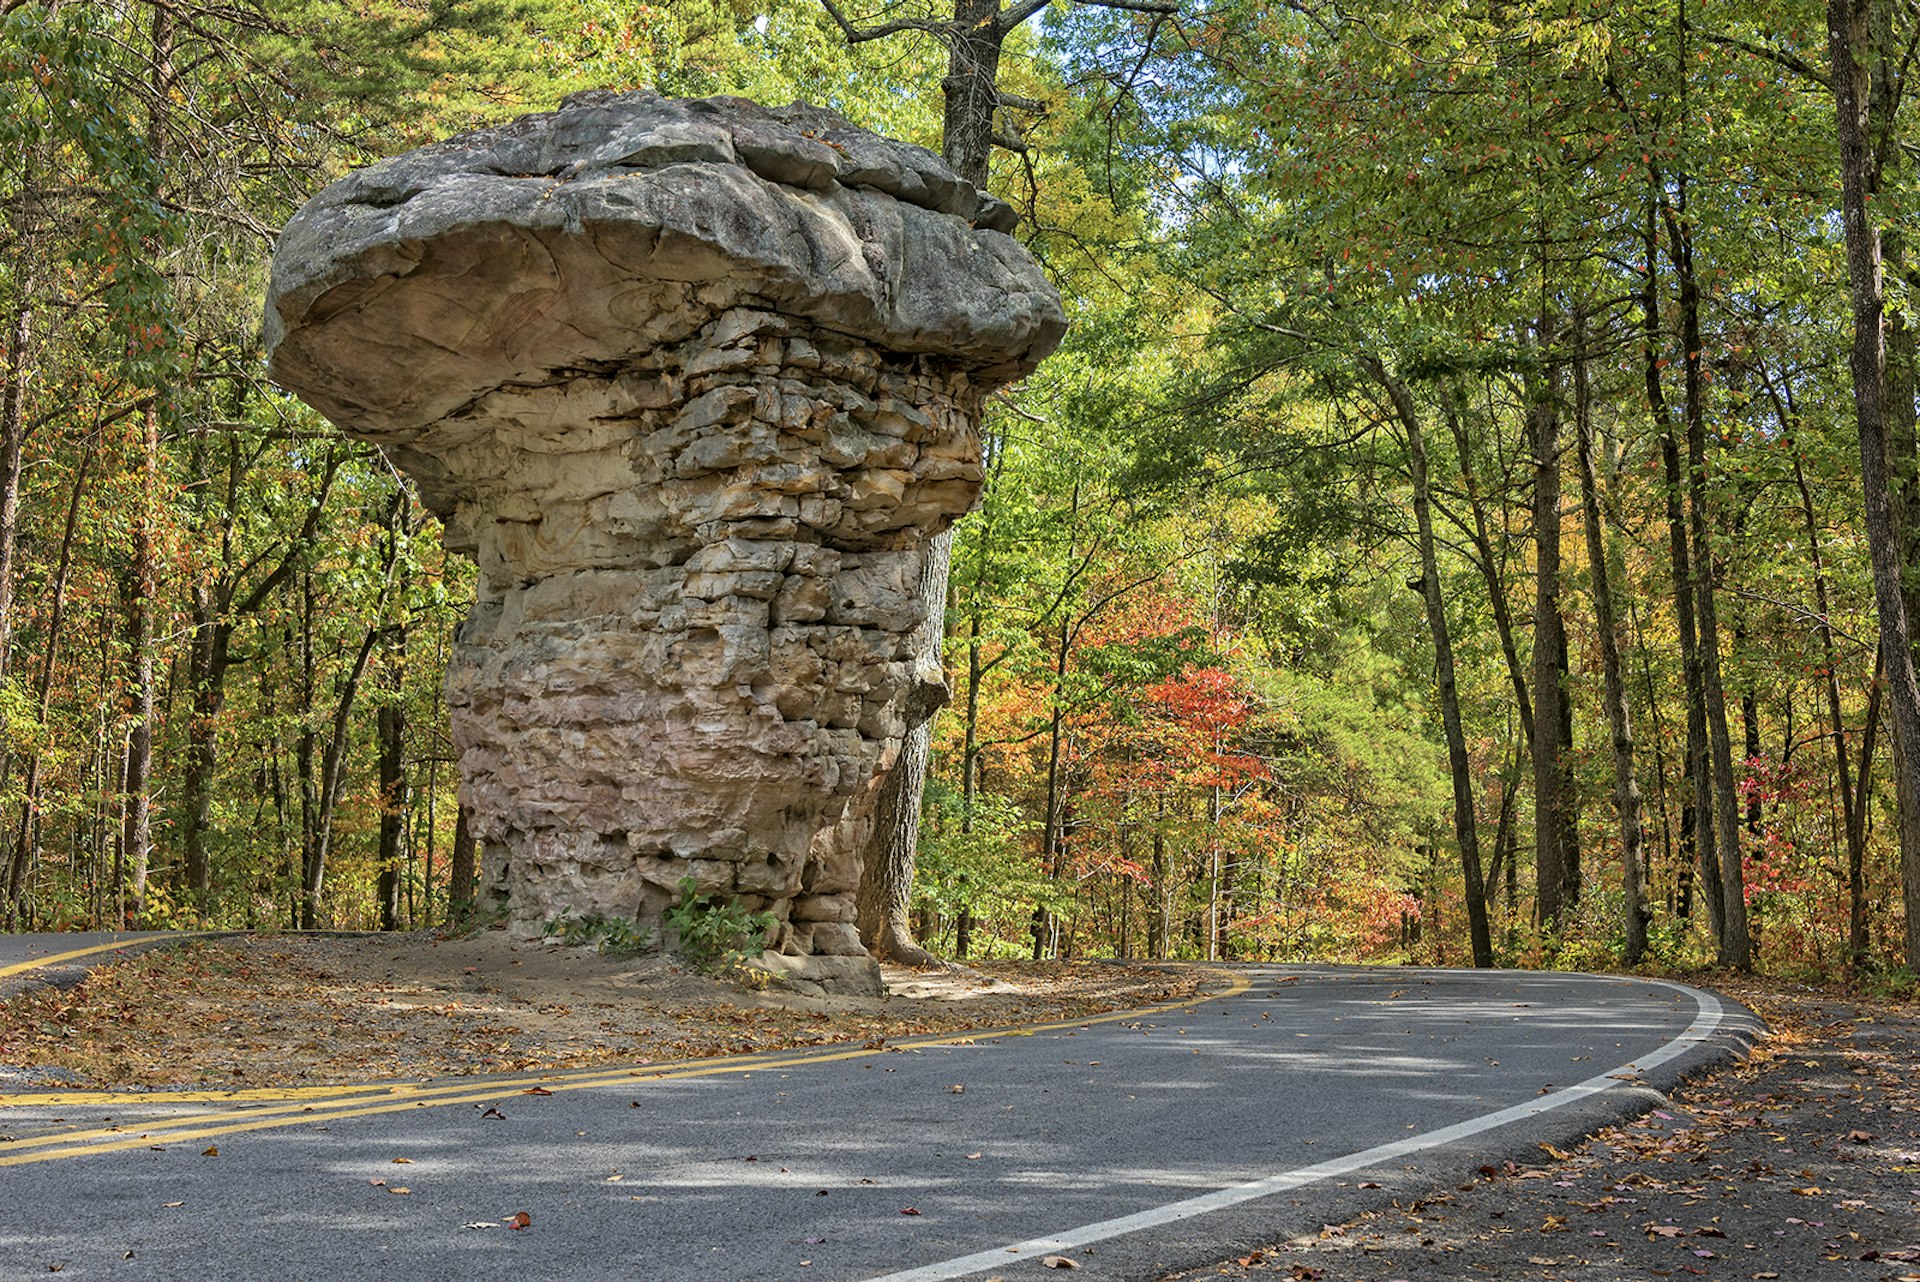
{"left": 746, "top": 952, "right": 886, "bottom": 998}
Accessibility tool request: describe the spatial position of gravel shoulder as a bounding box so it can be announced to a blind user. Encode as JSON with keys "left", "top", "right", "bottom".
{"left": 0, "top": 930, "right": 1209, "bottom": 1090}
{"left": 1160, "top": 977, "right": 1920, "bottom": 1282}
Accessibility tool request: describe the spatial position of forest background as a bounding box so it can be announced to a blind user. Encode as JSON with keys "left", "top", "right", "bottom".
{"left": 0, "top": 0, "right": 1913, "bottom": 981}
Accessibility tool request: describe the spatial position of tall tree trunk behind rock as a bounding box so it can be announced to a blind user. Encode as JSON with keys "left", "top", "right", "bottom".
{"left": 852, "top": 527, "right": 949, "bottom": 967}
{"left": 942, "top": 0, "right": 1004, "bottom": 189}
{"left": 850, "top": 0, "right": 1005, "bottom": 964}
{"left": 447, "top": 802, "right": 478, "bottom": 920}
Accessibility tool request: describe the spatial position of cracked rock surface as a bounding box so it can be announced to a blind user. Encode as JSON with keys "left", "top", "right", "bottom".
{"left": 265, "top": 91, "right": 1064, "bottom": 961}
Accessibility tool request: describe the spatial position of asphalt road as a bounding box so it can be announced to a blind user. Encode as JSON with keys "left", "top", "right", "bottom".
{"left": 0, "top": 953, "right": 1760, "bottom": 1282}
{"left": 0, "top": 933, "right": 178, "bottom": 999}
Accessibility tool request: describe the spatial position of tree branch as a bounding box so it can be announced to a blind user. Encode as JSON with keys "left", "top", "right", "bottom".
{"left": 817, "top": 0, "right": 951, "bottom": 44}
{"left": 1692, "top": 27, "right": 1829, "bottom": 88}
{"left": 1071, "top": 0, "right": 1181, "bottom": 13}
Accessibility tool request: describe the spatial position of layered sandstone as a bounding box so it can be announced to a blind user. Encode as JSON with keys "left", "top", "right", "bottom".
{"left": 264, "top": 92, "right": 1064, "bottom": 973}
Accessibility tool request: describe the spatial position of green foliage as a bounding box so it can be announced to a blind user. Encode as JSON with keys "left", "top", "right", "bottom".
{"left": 914, "top": 784, "right": 1066, "bottom": 955}
{"left": 664, "top": 876, "right": 775, "bottom": 973}
{"left": 542, "top": 911, "right": 656, "bottom": 957}
{"left": 0, "top": 0, "right": 1909, "bottom": 986}
{"left": 0, "top": 7, "right": 182, "bottom": 388}
{"left": 1865, "top": 968, "right": 1918, "bottom": 1001}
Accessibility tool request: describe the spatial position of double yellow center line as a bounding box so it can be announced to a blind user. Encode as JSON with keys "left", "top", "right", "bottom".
{"left": 1, "top": 971, "right": 1248, "bottom": 1166}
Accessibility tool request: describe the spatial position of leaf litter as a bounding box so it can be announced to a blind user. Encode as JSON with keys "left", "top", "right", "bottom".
{"left": 0, "top": 933, "right": 1205, "bottom": 1089}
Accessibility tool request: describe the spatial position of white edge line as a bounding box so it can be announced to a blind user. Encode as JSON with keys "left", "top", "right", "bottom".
{"left": 866, "top": 976, "right": 1731, "bottom": 1282}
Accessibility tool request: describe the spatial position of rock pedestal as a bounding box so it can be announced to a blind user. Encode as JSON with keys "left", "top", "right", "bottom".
{"left": 264, "top": 92, "right": 1064, "bottom": 971}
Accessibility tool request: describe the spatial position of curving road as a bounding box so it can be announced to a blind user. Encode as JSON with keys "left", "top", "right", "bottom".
{"left": 0, "top": 952, "right": 1760, "bottom": 1281}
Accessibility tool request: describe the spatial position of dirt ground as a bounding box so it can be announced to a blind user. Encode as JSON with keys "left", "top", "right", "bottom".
{"left": 1160, "top": 978, "right": 1920, "bottom": 1282}
{"left": 0, "top": 930, "right": 1209, "bottom": 1090}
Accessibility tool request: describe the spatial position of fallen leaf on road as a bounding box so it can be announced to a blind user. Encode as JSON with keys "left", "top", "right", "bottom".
{"left": 391, "top": 1157, "right": 413, "bottom": 1165}
{"left": 1041, "top": 1256, "right": 1079, "bottom": 1270}
{"left": 388, "top": 1187, "right": 411, "bottom": 1196}
{"left": 523, "top": 1087, "right": 552, "bottom": 1096}
{"left": 965, "top": 1153, "right": 983, "bottom": 1160}
{"left": 505, "top": 1211, "right": 531, "bottom": 1231}
{"left": 201, "top": 1146, "right": 217, "bottom": 1157}
{"left": 899, "top": 1207, "right": 921, "bottom": 1216}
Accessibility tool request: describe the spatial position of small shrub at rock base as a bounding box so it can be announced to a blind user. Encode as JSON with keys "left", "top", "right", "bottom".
{"left": 541, "top": 912, "right": 656, "bottom": 957}
{"left": 665, "top": 876, "right": 775, "bottom": 973}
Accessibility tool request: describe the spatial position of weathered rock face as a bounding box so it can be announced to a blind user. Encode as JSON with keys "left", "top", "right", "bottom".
{"left": 264, "top": 92, "right": 1064, "bottom": 962}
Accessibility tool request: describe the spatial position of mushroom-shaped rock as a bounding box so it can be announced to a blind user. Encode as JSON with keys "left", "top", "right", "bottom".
{"left": 265, "top": 91, "right": 1064, "bottom": 967}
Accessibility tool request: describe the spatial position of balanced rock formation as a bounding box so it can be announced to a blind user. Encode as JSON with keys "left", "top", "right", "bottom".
{"left": 263, "top": 92, "right": 1063, "bottom": 973}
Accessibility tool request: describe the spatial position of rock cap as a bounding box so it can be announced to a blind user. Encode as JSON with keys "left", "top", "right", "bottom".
{"left": 266, "top": 91, "right": 1066, "bottom": 438}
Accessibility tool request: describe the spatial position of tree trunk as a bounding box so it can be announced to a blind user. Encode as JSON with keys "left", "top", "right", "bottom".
{"left": 1831, "top": 0, "right": 1920, "bottom": 968}
{"left": 0, "top": 271, "right": 32, "bottom": 925}
{"left": 376, "top": 626, "right": 408, "bottom": 931}
{"left": 0, "top": 268, "right": 32, "bottom": 708}
{"left": 1444, "top": 395, "right": 1533, "bottom": 742}
{"left": 1031, "top": 607, "right": 1071, "bottom": 961}
{"left": 854, "top": 697, "right": 944, "bottom": 965}
{"left": 1573, "top": 316, "right": 1650, "bottom": 966}
{"left": 1531, "top": 318, "right": 1572, "bottom": 931}
{"left": 1148, "top": 793, "right": 1167, "bottom": 959}
{"left": 839, "top": 0, "right": 1030, "bottom": 967}
{"left": 182, "top": 445, "right": 338, "bottom": 911}
{"left": 181, "top": 424, "right": 229, "bottom": 913}
{"left": 854, "top": 531, "right": 951, "bottom": 967}
{"left": 942, "top": 0, "right": 1006, "bottom": 189}
{"left": 448, "top": 802, "right": 477, "bottom": 920}
{"left": 1663, "top": 194, "right": 1751, "bottom": 968}
{"left": 303, "top": 603, "right": 388, "bottom": 929}
{"left": 1374, "top": 361, "right": 1493, "bottom": 967}
{"left": 1641, "top": 202, "right": 1722, "bottom": 946}
{"left": 121, "top": 404, "right": 161, "bottom": 925}
{"left": 1791, "top": 445, "right": 1869, "bottom": 963}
